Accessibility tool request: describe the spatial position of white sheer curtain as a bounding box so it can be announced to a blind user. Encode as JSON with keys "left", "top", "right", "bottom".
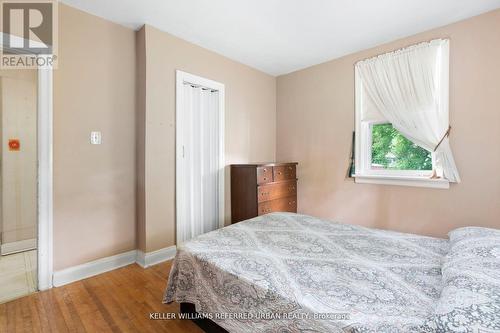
{"left": 356, "top": 39, "right": 460, "bottom": 182}
{"left": 178, "top": 84, "right": 220, "bottom": 243}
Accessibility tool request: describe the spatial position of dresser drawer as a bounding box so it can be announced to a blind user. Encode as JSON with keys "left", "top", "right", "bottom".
{"left": 258, "top": 196, "right": 297, "bottom": 215}
{"left": 273, "top": 165, "right": 296, "bottom": 182}
{"left": 231, "top": 163, "right": 298, "bottom": 224}
{"left": 257, "top": 166, "right": 273, "bottom": 184}
{"left": 258, "top": 181, "right": 297, "bottom": 203}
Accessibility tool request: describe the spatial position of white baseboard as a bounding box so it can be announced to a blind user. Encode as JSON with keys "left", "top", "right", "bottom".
{"left": 52, "top": 246, "right": 177, "bottom": 287}
{"left": 53, "top": 250, "right": 137, "bottom": 287}
{"left": 1, "top": 238, "right": 37, "bottom": 255}
{"left": 136, "top": 246, "right": 177, "bottom": 268}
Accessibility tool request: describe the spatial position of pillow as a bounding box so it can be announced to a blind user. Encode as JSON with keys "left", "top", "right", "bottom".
{"left": 448, "top": 226, "right": 500, "bottom": 244}
{"left": 422, "top": 227, "right": 500, "bottom": 333}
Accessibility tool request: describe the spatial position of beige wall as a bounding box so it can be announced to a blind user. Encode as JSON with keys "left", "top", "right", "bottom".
{"left": 53, "top": 5, "right": 136, "bottom": 270}
{"left": 276, "top": 10, "right": 500, "bottom": 238}
{"left": 137, "top": 25, "right": 276, "bottom": 252}
{"left": 0, "top": 70, "right": 37, "bottom": 246}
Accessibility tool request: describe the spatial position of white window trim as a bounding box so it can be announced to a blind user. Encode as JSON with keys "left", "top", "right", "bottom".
{"left": 354, "top": 174, "right": 449, "bottom": 189}
{"left": 354, "top": 68, "right": 449, "bottom": 189}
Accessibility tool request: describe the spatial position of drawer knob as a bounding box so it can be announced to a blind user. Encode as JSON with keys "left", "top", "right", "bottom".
{"left": 278, "top": 172, "right": 282, "bottom": 175}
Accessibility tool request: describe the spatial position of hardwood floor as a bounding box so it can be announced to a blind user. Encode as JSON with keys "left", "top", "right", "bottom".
{"left": 0, "top": 261, "right": 204, "bottom": 333}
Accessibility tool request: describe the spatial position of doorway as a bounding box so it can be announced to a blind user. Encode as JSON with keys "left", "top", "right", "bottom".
{"left": 175, "top": 70, "right": 225, "bottom": 245}
{"left": 0, "top": 34, "right": 53, "bottom": 298}
{"left": 0, "top": 69, "right": 38, "bottom": 303}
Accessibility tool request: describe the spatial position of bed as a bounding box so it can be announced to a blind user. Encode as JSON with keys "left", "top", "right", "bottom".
{"left": 164, "top": 213, "right": 500, "bottom": 333}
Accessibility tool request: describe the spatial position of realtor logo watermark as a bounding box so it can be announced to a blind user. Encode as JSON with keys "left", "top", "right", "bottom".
{"left": 1, "top": 0, "right": 58, "bottom": 69}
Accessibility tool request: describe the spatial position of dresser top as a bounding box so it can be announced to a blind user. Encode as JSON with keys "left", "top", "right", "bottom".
{"left": 231, "top": 162, "right": 298, "bottom": 168}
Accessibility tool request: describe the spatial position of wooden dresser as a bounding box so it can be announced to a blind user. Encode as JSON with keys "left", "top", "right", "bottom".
{"left": 230, "top": 163, "right": 298, "bottom": 223}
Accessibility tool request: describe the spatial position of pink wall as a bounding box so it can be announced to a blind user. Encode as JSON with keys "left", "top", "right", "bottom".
{"left": 136, "top": 25, "right": 276, "bottom": 252}
{"left": 276, "top": 10, "right": 500, "bottom": 238}
{"left": 53, "top": 5, "right": 137, "bottom": 270}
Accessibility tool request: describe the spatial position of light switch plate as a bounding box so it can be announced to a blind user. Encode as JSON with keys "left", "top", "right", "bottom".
{"left": 90, "top": 131, "right": 102, "bottom": 145}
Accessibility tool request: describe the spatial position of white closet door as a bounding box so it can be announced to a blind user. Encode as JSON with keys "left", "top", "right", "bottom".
{"left": 203, "top": 90, "right": 219, "bottom": 233}
{"left": 178, "top": 83, "right": 221, "bottom": 244}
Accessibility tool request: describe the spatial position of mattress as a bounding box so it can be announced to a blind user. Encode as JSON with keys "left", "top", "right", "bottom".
{"left": 164, "top": 212, "right": 449, "bottom": 332}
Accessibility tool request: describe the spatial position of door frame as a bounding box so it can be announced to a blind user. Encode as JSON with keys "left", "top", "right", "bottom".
{"left": 37, "top": 61, "right": 53, "bottom": 290}
{"left": 0, "top": 33, "right": 54, "bottom": 290}
{"left": 175, "top": 70, "right": 225, "bottom": 245}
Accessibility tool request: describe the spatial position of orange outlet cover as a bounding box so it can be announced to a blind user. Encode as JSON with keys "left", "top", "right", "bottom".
{"left": 8, "top": 139, "right": 20, "bottom": 151}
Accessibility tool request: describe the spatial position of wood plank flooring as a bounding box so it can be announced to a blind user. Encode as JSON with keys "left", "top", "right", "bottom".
{"left": 0, "top": 261, "right": 204, "bottom": 333}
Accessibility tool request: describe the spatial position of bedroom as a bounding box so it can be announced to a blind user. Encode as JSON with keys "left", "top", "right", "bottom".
{"left": 0, "top": 0, "right": 499, "bottom": 332}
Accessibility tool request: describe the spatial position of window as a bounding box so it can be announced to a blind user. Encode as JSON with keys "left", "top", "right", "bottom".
{"left": 354, "top": 39, "right": 454, "bottom": 189}
{"left": 353, "top": 85, "right": 450, "bottom": 188}
{"left": 371, "top": 123, "right": 432, "bottom": 171}
{"left": 355, "top": 119, "right": 447, "bottom": 188}
{"left": 355, "top": 120, "right": 436, "bottom": 181}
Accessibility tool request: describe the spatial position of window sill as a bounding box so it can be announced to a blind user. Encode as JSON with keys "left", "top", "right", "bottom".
{"left": 354, "top": 174, "right": 449, "bottom": 189}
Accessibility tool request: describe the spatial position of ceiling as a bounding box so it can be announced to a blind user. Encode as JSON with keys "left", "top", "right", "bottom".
{"left": 60, "top": 0, "right": 500, "bottom": 76}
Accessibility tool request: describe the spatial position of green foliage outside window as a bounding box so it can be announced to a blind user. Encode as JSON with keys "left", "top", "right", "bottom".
{"left": 371, "top": 123, "right": 432, "bottom": 170}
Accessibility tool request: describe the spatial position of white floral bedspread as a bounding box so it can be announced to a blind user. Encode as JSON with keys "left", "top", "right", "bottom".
{"left": 164, "top": 213, "right": 449, "bottom": 332}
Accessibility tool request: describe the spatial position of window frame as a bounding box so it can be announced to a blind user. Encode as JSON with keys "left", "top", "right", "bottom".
{"left": 354, "top": 69, "right": 449, "bottom": 189}
{"left": 363, "top": 121, "right": 434, "bottom": 177}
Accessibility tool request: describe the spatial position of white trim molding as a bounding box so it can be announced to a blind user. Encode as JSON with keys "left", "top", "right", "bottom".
{"left": 354, "top": 174, "right": 449, "bottom": 189}
{"left": 136, "top": 246, "right": 177, "bottom": 268}
{"left": 53, "top": 250, "right": 137, "bottom": 287}
{"left": 37, "top": 60, "right": 54, "bottom": 291}
{"left": 52, "top": 247, "right": 177, "bottom": 287}
{"left": 0, "top": 238, "right": 37, "bottom": 256}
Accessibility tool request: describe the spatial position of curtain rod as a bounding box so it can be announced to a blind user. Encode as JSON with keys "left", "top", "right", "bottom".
{"left": 184, "top": 82, "right": 217, "bottom": 92}
{"left": 355, "top": 37, "right": 450, "bottom": 66}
